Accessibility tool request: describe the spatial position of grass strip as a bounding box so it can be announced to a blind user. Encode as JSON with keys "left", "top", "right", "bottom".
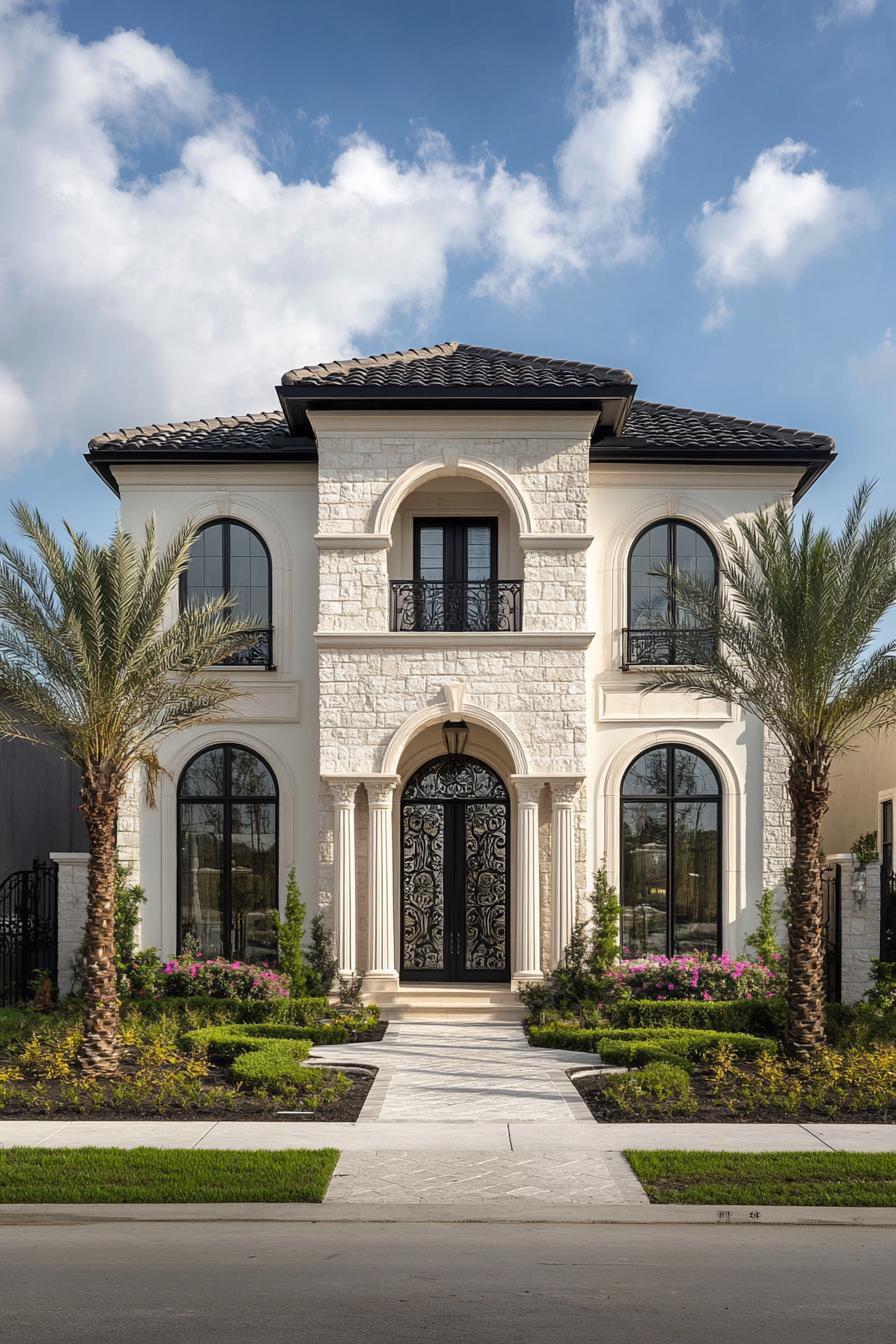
{"left": 0, "top": 1146, "right": 339, "bottom": 1204}
{"left": 625, "top": 1149, "right": 896, "bottom": 1207}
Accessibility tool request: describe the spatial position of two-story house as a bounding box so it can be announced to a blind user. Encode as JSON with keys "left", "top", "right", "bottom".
{"left": 86, "top": 342, "right": 835, "bottom": 1015}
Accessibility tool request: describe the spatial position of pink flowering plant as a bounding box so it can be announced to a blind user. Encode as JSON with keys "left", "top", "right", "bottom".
{"left": 161, "top": 957, "right": 290, "bottom": 1001}
{"left": 608, "top": 951, "right": 779, "bottom": 1003}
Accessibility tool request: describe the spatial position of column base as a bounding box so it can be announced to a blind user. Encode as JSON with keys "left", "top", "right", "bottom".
{"left": 511, "top": 971, "right": 545, "bottom": 990}
{"left": 361, "top": 970, "right": 400, "bottom": 997}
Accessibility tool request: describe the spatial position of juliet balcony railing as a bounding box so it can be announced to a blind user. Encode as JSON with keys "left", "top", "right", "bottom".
{"left": 390, "top": 580, "right": 524, "bottom": 633}
{"left": 622, "top": 627, "right": 716, "bottom": 669}
{"left": 218, "top": 626, "right": 275, "bottom": 669}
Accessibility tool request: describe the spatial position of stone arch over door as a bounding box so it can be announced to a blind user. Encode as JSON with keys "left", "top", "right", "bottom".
{"left": 371, "top": 456, "right": 534, "bottom": 539}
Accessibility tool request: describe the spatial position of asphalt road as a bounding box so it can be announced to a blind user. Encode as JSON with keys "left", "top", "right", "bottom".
{"left": 2, "top": 1220, "right": 894, "bottom": 1343}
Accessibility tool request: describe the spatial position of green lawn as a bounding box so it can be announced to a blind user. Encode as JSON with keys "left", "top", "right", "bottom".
{"left": 0, "top": 1147, "right": 340, "bottom": 1203}
{"left": 626, "top": 1149, "right": 896, "bottom": 1206}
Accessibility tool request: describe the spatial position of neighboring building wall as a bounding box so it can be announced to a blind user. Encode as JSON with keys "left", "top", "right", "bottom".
{"left": 822, "top": 728, "right": 896, "bottom": 857}
{"left": 0, "top": 738, "right": 86, "bottom": 880}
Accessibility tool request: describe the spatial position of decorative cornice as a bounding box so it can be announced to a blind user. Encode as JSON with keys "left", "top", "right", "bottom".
{"left": 518, "top": 533, "right": 593, "bottom": 552}
{"left": 315, "top": 630, "right": 595, "bottom": 650}
{"left": 315, "top": 533, "right": 392, "bottom": 550}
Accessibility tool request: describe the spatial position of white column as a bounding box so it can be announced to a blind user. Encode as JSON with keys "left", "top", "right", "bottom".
{"left": 512, "top": 777, "right": 543, "bottom": 981}
{"left": 364, "top": 777, "right": 399, "bottom": 989}
{"left": 550, "top": 780, "right": 581, "bottom": 965}
{"left": 329, "top": 780, "right": 358, "bottom": 977}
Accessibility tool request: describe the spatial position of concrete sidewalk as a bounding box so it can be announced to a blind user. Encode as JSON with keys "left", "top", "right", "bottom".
{"left": 2, "top": 1119, "right": 895, "bottom": 1152}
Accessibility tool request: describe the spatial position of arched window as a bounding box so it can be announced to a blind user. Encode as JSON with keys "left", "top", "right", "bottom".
{"left": 180, "top": 520, "right": 273, "bottom": 667}
{"left": 177, "top": 745, "right": 278, "bottom": 961}
{"left": 625, "top": 520, "right": 717, "bottom": 667}
{"left": 620, "top": 745, "right": 721, "bottom": 957}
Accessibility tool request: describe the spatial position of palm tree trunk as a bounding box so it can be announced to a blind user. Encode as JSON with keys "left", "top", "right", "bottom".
{"left": 785, "top": 753, "right": 830, "bottom": 1054}
{"left": 77, "top": 779, "right": 122, "bottom": 1075}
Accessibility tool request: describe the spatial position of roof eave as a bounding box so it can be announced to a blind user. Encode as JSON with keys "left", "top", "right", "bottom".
{"left": 590, "top": 442, "right": 836, "bottom": 502}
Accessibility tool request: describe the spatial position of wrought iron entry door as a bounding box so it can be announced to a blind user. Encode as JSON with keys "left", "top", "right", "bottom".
{"left": 400, "top": 756, "right": 510, "bottom": 982}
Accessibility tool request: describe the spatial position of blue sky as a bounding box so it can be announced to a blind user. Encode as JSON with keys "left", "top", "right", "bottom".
{"left": 0, "top": 0, "right": 893, "bottom": 539}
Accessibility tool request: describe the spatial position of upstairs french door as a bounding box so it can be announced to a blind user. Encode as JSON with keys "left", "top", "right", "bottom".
{"left": 414, "top": 518, "right": 497, "bottom": 632}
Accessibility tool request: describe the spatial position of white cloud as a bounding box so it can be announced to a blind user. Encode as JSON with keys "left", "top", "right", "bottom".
{"left": 700, "top": 296, "right": 733, "bottom": 333}
{"left": 690, "top": 140, "right": 875, "bottom": 292}
{"left": 818, "top": 0, "right": 878, "bottom": 28}
{"left": 849, "top": 328, "right": 896, "bottom": 407}
{"left": 0, "top": 1, "right": 722, "bottom": 467}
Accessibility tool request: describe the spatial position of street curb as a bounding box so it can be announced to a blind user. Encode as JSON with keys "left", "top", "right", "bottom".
{"left": 1, "top": 1201, "right": 894, "bottom": 1227}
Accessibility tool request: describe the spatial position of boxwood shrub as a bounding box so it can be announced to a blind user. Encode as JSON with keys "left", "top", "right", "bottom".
{"left": 528, "top": 1022, "right": 774, "bottom": 1061}
{"left": 182, "top": 1023, "right": 352, "bottom": 1102}
{"left": 602, "top": 997, "right": 783, "bottom": 1037}
{"left": 125, "top": 996, "right": 334, "bottom": 1028}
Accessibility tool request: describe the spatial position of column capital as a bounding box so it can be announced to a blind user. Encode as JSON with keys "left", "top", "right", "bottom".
{"left": 510, "top": 775, "right": 544, "bottom": 807}
{"left": 324, "top": 777, "right": 359, "bottom": 808}
{"left": 364, "top": 775, "right": 399, "bottom": 808}
{"left": 549, "top": 778, "right": 583, "bottom": 808}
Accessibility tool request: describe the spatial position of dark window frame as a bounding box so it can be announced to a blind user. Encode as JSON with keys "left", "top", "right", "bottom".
{"left": 412, "top": 517, "right": 498, "bottom": 583}
{"left": 179, "top": 518, "right": 273, "bottom": 667}
{"left": 624, "top": 519, "right": 718, "bottom": 667}
{"left": 176, "top": 743, "right": 279, "bottom": 962}
{"left": 620, "top": 744, "right": 723, "bottom": 957}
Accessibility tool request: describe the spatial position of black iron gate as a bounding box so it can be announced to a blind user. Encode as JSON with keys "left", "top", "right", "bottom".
{"left": 0, "top": 860, "right": 58, "bottom": 1008}
{"left": 821, "top": 862, "right": 841, "bottom": 1003}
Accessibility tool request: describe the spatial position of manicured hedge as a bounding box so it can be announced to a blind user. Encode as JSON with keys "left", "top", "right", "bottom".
{"left": 602, "top": 997, "right": 784, "bottom": 1037}
{"left": 125, "top": 996, "right": 333, "bottom": 1026}
{"left": 183, "top": 1023, "right": 321, "bottom": 1096}
{"left": 528, "top": 1023, "right": 774, "bottom": 1061}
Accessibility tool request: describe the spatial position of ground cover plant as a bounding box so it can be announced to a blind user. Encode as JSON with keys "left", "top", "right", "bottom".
{"left": 0, "top": 1147, "right": 339, "bottom": 1204}
{"left": 626, "top": 1150, "right": 896, "bottom": 1207}
{"left": 0, "top": 1008, "right": 367, "bottom": 1120}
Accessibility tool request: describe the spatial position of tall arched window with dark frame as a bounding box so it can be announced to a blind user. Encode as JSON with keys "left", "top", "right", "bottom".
{"left": 177, "top": 744, "right": 279, "bottom": 962}
{"left": 180, "top": 519, "right": 273, "bottom": 668}
{"left": 624, "top": 519, "right": 718, "bottom": 668}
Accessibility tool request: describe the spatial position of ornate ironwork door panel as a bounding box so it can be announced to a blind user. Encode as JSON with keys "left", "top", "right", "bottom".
{"left": 401, "top": 757, "right": 510, "bottom": 982}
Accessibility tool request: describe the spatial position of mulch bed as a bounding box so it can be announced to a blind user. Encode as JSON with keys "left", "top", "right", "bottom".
{"left": 0, "top": 1067, "right": 375, "bottom": 1123}
{"left": 568, "top": 1067, "right": 894, "bottom": 1124}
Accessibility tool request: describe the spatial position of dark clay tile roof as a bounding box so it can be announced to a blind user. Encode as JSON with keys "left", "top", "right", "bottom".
{"left": 88, "top": 410, "right": 289, "bottom": 453}
{"left": 607, "top": 400, "right": 835, "bottom": 454}
{"left": 280, "top": 341, "right": 633, "bottom": 389}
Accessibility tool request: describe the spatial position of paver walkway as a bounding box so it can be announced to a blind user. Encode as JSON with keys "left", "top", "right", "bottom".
{"left": 310, "top": 1021, "right": 598, "bottom": 1123}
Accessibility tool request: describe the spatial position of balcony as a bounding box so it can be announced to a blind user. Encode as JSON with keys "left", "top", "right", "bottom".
{"left": 390, "top": 580, "right": 524, "bottom": 633}
{"left": 219, "top": 626, "right": 275, "bottom": 669}
{"left": 622, "top": 627, "right": 715, "bottom": 669}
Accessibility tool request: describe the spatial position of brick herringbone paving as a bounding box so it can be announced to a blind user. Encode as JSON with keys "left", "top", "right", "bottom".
{"left": 311, "top": 1022, "right": 644, "bottom": 1204}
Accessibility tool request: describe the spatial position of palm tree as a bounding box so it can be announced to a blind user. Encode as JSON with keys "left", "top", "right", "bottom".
{"left": 647, "top": 484, "right": 896, "bottom": 1053}
{"left": 0, "top": 505, "right": 261, "bottom": 1074}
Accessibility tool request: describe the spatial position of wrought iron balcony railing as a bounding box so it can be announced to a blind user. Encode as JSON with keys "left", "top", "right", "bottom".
{"left": 622, "top": 627, "right": 716, "bottom": 669}
{"left": 391, "top": 580, "right": 523, "bottom": 633}
{"left": 218, "top": 626, "right": 274, "bottom": 669}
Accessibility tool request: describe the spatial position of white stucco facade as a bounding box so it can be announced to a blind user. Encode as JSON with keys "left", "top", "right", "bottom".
{"left": 100, "top": 405, "right": 808, "bottom": 1002}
